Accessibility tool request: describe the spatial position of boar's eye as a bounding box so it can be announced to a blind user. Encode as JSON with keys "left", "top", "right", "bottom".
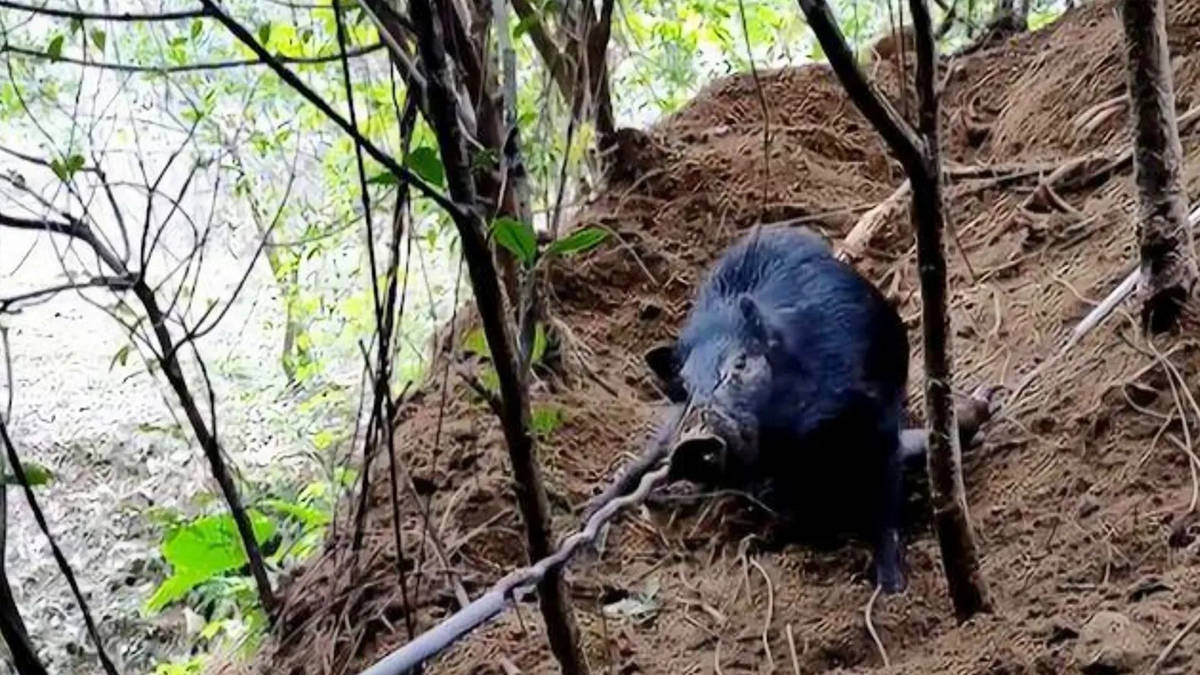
{"left": 732, "top": 353, "right": 747, "bottom": 371}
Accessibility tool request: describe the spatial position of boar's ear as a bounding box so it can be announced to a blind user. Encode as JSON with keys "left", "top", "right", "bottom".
{"left": 738, "top": 294, "right": 782, "bottom": 354}
{"left": 644, "top": 342, "right": 687, "bottom": 402}
{"left": 644, "top": 342, "right": 677, "bottom": 380}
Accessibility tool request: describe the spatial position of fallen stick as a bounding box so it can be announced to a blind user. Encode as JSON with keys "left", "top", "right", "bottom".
{"left": 358, "top": 439, "right": 679, "bottom": 675}
{"left": 1007, "top": 203, "right": 1200, "bottom": 407}
{"left": 586, "top": 385, "right": 999, "bottom": 521}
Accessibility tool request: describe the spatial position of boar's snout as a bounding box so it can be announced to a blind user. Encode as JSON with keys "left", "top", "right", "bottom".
{"left": 668, "top": 404, "right": 752, "bottom": 484}
{"left": 672, "top": 433, "right": 727, "bottom": 482}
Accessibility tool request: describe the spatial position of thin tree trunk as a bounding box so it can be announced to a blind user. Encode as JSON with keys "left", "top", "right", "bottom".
{"left": 0, "top": 570, "right": 46, "bottom": 675}
{"left": 131, "top": 282, "right": 276, "bottom": 618}
{"left": 796, "top": 0, "right": 993, "bottom": 621}
{"left": 908, "top": 0, "right": 994, "bottom": 622}
{"left": 1121, "top": 0, "right": 1198, "bottom": 333}
{"left": 408, "top": 0, "right": 589, "bottom": 670}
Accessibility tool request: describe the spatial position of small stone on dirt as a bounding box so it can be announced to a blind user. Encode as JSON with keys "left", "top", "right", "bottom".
{"left": 1072, "top": 611, "right": 1151, "bottom": 674}
{"left": 638, "top": 301, "right": 663, "bottom": 321}
{"left": 446, "top": 419, "right": 477, "bottom": 443}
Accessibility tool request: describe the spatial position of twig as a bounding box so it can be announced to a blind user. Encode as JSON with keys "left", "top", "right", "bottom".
{"left": 357, "top": 437, "right": 678, "bottom": 675}
{"left": 0, "top": 1, "right": 204, "bottom": 20}
{"left": 785, "top": 623, "right": 801, "bottom": 675}
{"left": 1006, "top": 204, "right": 1200, "bottom": 409}
{"left": 748, "top": 556, "right": 776, "bottom": 670}
{"left": 864, "top": 584, "right": 890, "bottom": 668}
{"left": 196, "top": 0, "right": 461, "bottom": 218}
{"left": 1153, "top": 608, "right": 1200, "bottom": 672}
{"left": 2, "top": 42, "right": 386, "bottom": 73}
{"left": 0, "top": 417, "right": 117, "bottom": 674}
{"left": 838, "top": 180, "right": 911, "bottom": 261}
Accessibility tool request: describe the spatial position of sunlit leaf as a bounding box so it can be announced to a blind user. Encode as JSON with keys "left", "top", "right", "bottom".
{"left": 545, "top": 227, "right": 609, "bottom": 259}
{"left": 3, "top": 461, "right": 53, "bottom": 488}
{"left": 406, "top": 146, "right": 444, "bottom": 187}
{"left": 312, "top": 429, "right": 336, "bottom": 451}
{"left": 531, "top": 405, "right": 564, "bottom": 438}
{"left": 491, "top": 217, "right": 537, "bottom": 266}
{"left": 145, "top": 511, "right": 276, "bottom": 613}
{"left": 47, "top": 35, "right": 64, "bottom": 61}
{"left": 191, "top": 19, "right": 204, "bottom": 40}
{"left": 257, "top": 22, "right": 272, "bottom": 46}
{"left": 462, "top": 327, "right": 490, "bottom": 358}
{"left": 530, "top": 322, "right": 548, "bottom": 365}
{"left": 262, "top": 498, "right": 330, "bottom": 530}
{"left": 110, "top": 344, "right": 132, "bottom": 370}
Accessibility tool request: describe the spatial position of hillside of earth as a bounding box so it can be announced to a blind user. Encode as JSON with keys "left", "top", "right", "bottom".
{"left": 231, "top": 0, "right": 1200, "bottom": 671}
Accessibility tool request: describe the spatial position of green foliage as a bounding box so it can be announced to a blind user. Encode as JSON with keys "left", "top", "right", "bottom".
{"left": 491, "top": 217, "right": 538, "bottom": 266}
{"left": 90, "top": 29, "right": 107, "bottom": 52}
{"left": 154, "top": 655, "right": 207, "bottom": 675}
{"left": 531, "top": 405, "right": 565, "bottom": 438}
{"left": 407, "top": 146, "right": 445, "bottom": 187}
{"left": 50, "top": 154, "right": 84, "bottom": 182}
{"left": 110, "top": 344, "right": 132, "bottom": 370}
{"left": 46, "top": 34, "right": 64, "bottom": 61}
{"left": 462, "top": 326, "right": 490, "bottom": 358}
{"left": 544, "top": 227, "right": 609, "bottom": 260}
{"left": 145, "top": 511, "right": 277, "bottom": 613}
{"left": 529, "top": 322, "right": 548, "bottom": 365}
{"left": 3, "top": 461, "right": 53, "bottom": 488}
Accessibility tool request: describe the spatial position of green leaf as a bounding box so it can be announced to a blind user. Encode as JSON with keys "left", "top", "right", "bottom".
{"left": 462, "top": 327, "right": 490, "bottom": 358}
{"left": 110, "top": 344, "right": 131, "bottom": 370}
{"left": 545, "top": 227, "right": 609, "bottom": 258}
{"left": 479, "top": 366, "right": 499, "bottom": 394}
{"left": 90, "top": 29, "right": 106, "bottom": 51}
{"left": 49, "top": 154, "right": 84, "bottom": 182}
{"left": 262, "top": 498, "right": 330, "bottom": 530}
{"left": 257, "top": 22, "right": 272, "bottom": 46}
{"left": 530, "top": 322, "right": 548, "bottom": 365}
{"left": 47, "top": 35, "right": 64, "bottom": 61}
{"left": 491, "top": 217, "right": 537, "bottom": 266}
{"left": 190, "top": 19, "right": 204, "bottom": 40}
{"left": 3, "top": 461, "right": 53, "bottom": 488}
{"left": 531, "top": 405, "right": 564, "bottom": 438}
{"left": 69, "top": 18, "right": 83, "bottom": 35}
{"left": 406, "top": 146, "right": 444, "bottom": 187}
{"left": 513, "top": 15, "right": 539, "bottom": 39}
{"left": 145, "top": 511, "right": 276, "bottom": 613}
{"left": 312, "top": 429, "right": 336, "bottom": 451}
{"left": 366, "top": 171, "right": 398, "bottom": 186}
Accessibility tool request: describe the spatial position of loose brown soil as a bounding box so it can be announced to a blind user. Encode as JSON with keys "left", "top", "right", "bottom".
{"left": 230, "top": 1, "right": 1200, "bottom": 672}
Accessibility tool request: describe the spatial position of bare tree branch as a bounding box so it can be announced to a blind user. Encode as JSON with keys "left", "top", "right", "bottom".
{"left": 0, "top": 417, "right": 117, "bottom": 675}
{"left": 0, "top": 276, "right": 134, "bottom": 314}
{"left": 0, "top": 205, "right": 278, "bottom": 618}
{"left": 0, "top": 567, "right": 45, "bottom": 675}
{"left": 1, "top": 42, "right": 386, "bottom": 73}
{"left": 197, "top": 0, "right": 465, "bottom": 220}
{"left": 906, "top": 0, "right": 993, "bottom": 621}
{"left": 406, "top": 0, "right": 589, "bottom": 667}
{"left": 0, "top": 0, "right": 205, "bottom": 21}
{"left": 797, "top": 0, "right": 925, "bottom": 173}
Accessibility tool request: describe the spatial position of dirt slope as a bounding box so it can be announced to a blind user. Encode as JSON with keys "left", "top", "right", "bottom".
{"left": 240, "top": 1, "right": 1200, "bottom": 672}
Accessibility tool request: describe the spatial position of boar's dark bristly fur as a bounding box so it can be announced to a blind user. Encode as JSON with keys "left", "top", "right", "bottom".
{"left": 646, "top": 226, "right": 912, "bottom": 592}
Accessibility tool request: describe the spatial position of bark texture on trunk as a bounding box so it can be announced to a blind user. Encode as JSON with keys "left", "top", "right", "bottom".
{"left": 1122, "top": 0, "right": 1198, "bottom": 333}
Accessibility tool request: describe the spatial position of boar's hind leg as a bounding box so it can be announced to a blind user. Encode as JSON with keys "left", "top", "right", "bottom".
{"left": 873, "top": 414, "right": 909, "bottom": 594}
